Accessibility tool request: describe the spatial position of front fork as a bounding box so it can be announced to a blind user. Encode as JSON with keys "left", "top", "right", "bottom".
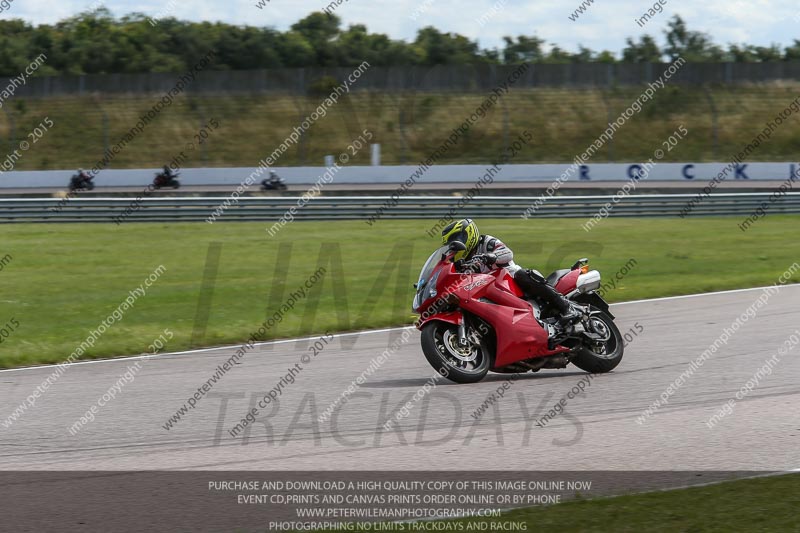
{"left": 417, "top": 310, "right": 484, "bottom": 348}
{"left": 457, "top": 312, "right": 491, "bottom": 350}
{"left": 457, "top": 318, "right": 469, "bottom": 347}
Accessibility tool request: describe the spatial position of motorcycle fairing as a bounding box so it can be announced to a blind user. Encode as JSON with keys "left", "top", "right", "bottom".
{"left": 444, "top": 268, "right": 569, "bottom": 368}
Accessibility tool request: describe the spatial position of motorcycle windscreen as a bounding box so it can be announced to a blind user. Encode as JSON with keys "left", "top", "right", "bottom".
{"left": 413, "top": 246, "right": 449, "bottom": 311}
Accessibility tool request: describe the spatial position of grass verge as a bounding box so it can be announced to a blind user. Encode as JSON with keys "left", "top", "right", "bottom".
{"left": 442, "top": 473, "right": 800, "bottom": 532}
{"left": 0, "top": 215, "right": 797, "bottom": 368}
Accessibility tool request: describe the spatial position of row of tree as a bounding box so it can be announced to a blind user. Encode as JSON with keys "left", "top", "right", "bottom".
{"left": 1, "top": 9, "right": 799, "bottom": 76}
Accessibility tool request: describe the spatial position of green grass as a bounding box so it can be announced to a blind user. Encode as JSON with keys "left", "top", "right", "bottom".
{"left": 439, "top": 473, "right": 800, "bottom": 532}
{"left": 3, "top": 85, "right": 800, "bottom": 170}
{"left": 0, "top": 215, "right": 797, "bottom": 368}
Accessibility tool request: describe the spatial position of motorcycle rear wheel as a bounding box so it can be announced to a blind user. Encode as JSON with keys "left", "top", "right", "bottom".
{"left": 421, "top": 321, "right": 490, "bottom": 384}
{"left": 571, "top": 309, "right": 624, "bottom": 373}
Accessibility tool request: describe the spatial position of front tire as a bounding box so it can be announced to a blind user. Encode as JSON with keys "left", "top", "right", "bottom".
{"left": 420, "top": 321, "right": 491, "bottom": 384}
{"left": 571, "top": 309, "right": 624, "bottom": 373}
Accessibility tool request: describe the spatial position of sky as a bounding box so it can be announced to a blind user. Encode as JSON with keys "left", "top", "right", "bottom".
{"left": 3, "top": 0, "right": 800, "bottom": 55}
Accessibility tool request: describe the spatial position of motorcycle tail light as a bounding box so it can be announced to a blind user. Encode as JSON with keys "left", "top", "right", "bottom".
{"left": 580, "top": 265, "right": 589, "bottom": 274}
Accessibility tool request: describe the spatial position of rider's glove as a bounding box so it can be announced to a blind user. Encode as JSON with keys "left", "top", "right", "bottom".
{"left": 456, "top": 259, "right": 480, "bottom": 273}
{"left": 481, "top": 253, "right": 497, "bottom": 267}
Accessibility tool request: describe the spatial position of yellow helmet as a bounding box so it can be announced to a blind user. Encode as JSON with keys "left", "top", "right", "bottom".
{"left": 441, "top": 218, "right": 480, "bottom": 261}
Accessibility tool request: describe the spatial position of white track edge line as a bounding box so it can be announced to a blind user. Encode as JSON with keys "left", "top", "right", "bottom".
{"left": 612, "top": 282, "right": 798, "bottom": 306}
{"left": 0, "top": 326, "right": 415, "bottom": 373}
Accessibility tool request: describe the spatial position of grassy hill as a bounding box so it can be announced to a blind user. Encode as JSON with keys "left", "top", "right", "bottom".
{"left": 1, "top": 84, "right": 799, "bottom": 171}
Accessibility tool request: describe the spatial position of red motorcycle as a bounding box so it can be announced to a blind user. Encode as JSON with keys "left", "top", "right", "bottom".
{"left": 413, "top": 242, "right": 624, "bottom": 383}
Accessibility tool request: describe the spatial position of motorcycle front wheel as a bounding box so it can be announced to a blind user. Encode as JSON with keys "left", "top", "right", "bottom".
{"left": 421, "top": 321, "right": 490, "bottom": 384}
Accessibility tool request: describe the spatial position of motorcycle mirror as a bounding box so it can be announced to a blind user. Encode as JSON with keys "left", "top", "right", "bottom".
{"left": 571, "top": 257, "right": 589, "bottom": 270}
{"left": 448, "top": 241, "right": 467, "bottom": 252}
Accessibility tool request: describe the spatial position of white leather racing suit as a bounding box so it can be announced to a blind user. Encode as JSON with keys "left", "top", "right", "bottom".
{"left": 468, "top": 234, "right": 521, "bottom": 275}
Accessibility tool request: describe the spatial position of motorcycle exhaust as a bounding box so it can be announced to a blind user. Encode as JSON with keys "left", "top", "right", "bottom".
{"left": 518, "top": 360, "right": 548, "bottom": 372}
{"left": 541, "top": 355, "right": 569, "bottom": 369}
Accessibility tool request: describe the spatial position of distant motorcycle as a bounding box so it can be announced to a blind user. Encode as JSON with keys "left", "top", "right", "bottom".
{"left": 261, "top": 173, "right": 287, "bottom": 191}
{"left": 69, "top": 173, "right": 94, "bottom": 192}
{"left": 153, "top": 172, "right": 180, "bottom": 189}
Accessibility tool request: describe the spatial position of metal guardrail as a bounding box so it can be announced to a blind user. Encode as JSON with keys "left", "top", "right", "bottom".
{"left": 1, "top": 194, "right": 799, "bottom": 223}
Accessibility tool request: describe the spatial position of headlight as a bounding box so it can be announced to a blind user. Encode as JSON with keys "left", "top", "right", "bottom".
{"left": 427, "top": 271, "right": 440, "bottom": 299}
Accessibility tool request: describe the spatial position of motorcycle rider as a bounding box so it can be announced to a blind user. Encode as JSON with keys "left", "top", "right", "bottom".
{"left": 75, "top": 168, "right": 91, "bottom": 182}
{"left": 262, "top": 170, "right": 283, "bottom": 188}
{"left": 71, "top": 168, "right": 92, "bottom": 189}
{"left": 440, "top": 218, "right": 582, "bottom": 329}
{"left": 156, "top": 165, "right": 178, "bottom": 187}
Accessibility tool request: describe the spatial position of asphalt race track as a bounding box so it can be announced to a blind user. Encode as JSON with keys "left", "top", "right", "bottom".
{"left": 2, "top": 285, "right": 799, "bottom": 473}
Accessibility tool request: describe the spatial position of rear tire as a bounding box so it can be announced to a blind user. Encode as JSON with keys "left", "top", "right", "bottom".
{"left": 421, "top": 321, "right": 490, "bottom": 384}
{"left": 571, "top": 309, "right": 624, "bottom": 373}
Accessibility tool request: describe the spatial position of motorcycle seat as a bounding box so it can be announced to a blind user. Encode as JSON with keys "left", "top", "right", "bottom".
{"left": 546, "top": 269, "right": 571, "bottom": 286}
